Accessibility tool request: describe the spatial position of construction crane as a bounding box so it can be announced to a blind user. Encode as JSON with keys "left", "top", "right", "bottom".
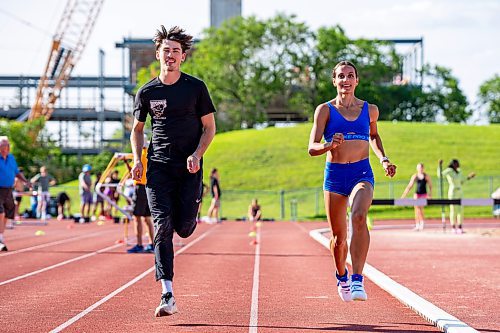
{"left": 29, "top": 0, "right": 104, "bottom": 121}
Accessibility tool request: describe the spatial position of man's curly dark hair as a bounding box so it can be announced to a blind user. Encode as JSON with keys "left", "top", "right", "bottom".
{"left": 154, "top": 25, "right": 193, "bottom": 52}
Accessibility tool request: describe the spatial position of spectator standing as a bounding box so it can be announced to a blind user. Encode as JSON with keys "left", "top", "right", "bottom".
{"left": 31, "top": 165, "right": 56, "bottom": 220}
{"left": 78, "top": 164, "right": 93, "bottom": 222}
{"left": 0, "top": 137, "right": 30, "bottom": 251}
{"left": 401, "top": 163, "right": 432, "bottom": 230}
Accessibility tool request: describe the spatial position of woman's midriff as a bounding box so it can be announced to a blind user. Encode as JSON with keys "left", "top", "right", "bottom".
{"left": 327, "top": 140, "right": 369, "bottom": 164}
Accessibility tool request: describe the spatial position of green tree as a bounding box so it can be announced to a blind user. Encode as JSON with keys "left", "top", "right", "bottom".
{"left": 313, "top": 26, "right": 403, "bottom": 119}
{"left": 182, "top": 14, "right": 313, "bottom": 130}
{"left": 0, "top": 119, "right": 57, "bottom": 176}
{"left": 392, "top": 65, "right": 470, "bottom": 122}
{"left": 478, "top": 74, "right": 500, "bottom": 123}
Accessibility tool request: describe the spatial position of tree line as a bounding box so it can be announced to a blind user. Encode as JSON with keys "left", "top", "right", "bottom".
{"left": 137, "top": 14, "right": 499, "bottom": 130}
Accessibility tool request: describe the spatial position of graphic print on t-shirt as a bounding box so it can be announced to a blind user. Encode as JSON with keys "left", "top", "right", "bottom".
{"left": 150, "top": 99, "right": 167, "bottom": 119}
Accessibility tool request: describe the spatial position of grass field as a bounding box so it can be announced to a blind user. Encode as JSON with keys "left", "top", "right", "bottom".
{"left": 29, "top": 121, "right": 500, "bottom": 221}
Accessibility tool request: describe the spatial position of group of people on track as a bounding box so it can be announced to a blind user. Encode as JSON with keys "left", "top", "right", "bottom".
{"left": 0, "top": 24, "right": 479, "bottom": 317}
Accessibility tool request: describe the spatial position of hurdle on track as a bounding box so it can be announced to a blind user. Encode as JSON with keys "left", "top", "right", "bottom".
{"left": 95, "top": 152, "right": 135, "bottom": 244}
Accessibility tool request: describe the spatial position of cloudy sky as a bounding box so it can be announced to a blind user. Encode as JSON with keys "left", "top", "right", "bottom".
{"left": 0, "top": 0, "right": 499, "bottom": 106}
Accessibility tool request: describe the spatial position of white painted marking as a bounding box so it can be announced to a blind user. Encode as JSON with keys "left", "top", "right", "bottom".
{"left": 0, "top": 230, "right": 113, "bottom": 257}
{"left": 49, "top": 227, "right": 215, "bottom": 333}
{"left": 309, "top": 228, "right": 479, "bottom": 333}
{"left": 0, "top": 243, "right": 122, "bottom": 286}
{"left": 248, "top": 227, "right": 261, "bottom": 333}
{"left": 305, "top": 296, "right": 328, "bottom": 299}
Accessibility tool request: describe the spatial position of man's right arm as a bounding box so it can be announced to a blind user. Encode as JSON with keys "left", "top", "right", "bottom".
{"left": 130, "top": 119, "right": 145, "bottom": 180}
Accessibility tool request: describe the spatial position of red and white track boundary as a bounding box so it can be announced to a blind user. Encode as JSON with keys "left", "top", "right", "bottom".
{"left": 309, "top": 228, "right": 479, "bottom": 333}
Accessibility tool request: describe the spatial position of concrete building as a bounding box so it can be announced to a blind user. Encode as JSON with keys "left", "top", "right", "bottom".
{"left": 210, "top": 0, "right": 242, "bottom": 27}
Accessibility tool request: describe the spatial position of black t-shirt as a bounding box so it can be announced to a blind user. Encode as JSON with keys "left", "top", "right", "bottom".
{"left": 134, "top": 73, "right": 216, "bottom": 166}
{"left": 210, "top": 177, "right": 221, "bottom": 198}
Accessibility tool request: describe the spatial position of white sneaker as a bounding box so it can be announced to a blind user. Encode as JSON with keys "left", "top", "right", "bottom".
{"left": 337, "top": 279, "right": 352, "bottom": 302}
{"left": 419, "top": 221, "right": 425, "bottom": 230}
{"left": 336, "top": 269, "right": 352, "bottom": 302}
{"left": 155, "top": 292, "right": 178, "bottom": 317}
{"left": 351, "top": 277, "right": 368, "bottom": 301}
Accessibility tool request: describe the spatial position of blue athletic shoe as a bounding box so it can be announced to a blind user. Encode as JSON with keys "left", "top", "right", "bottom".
{"left": 127, "top": 244, "right": 144, "bottom": 253}
{"left": 143, "top": 244, "right": 154, "bottom": 253}
{"left": 351, "top": 274, "right": 367, "bottom": 301}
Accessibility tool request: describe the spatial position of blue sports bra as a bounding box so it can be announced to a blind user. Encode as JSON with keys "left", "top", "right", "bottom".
{"left": 323, "top": 101, "right": 370, "bottom": 142}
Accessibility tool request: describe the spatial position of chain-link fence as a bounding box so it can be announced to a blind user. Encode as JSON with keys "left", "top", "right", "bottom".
{"left": 207, "top": 176, "right": 500, "bottom": 221}
{"left": 32, "top": 175, "right": 499, "bottom": 221}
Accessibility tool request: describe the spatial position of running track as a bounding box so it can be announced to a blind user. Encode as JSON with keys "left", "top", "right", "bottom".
{"left": 0, "top": 219, "right": 498, "bottom": 332}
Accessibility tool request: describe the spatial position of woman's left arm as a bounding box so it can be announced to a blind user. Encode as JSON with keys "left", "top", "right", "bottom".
{"left": 368, "top": 104, "right": 396, "bottom": 177}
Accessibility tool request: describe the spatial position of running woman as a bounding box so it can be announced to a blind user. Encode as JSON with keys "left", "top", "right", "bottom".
{"left": 308, "top": 61, "right": 396, "bottom": 302}
{"left": 401, "top": 163, "right": 432, "bottom": 230}
{"left": 130, "top": 25, "right": 216, "bottom": 317}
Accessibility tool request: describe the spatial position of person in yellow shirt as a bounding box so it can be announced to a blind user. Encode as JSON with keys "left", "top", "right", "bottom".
{"left": 127, "top": 141, "right": 155, "bottom": 253}
{"left": 438, "top": 159, "right": 475, "bottom": 234}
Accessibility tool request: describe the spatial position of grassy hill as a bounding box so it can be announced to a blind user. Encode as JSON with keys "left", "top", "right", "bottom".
{"left": 197, "top": 121, "right": 499, "bottom": 220}
{"left": 44, "top": 122, "right": 499, "bottom": 221}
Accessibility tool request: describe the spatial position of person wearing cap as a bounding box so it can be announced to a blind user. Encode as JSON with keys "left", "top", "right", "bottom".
{"left": 78, "top": 164, "right": 93, "bottom": 222}
{"left": 0, "top": 137, "right": 30, "bottom": 251}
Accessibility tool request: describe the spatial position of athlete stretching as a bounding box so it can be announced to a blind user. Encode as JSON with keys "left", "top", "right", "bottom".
{"left": 308, "top": 61, "right": 396, "bottom": 302}
{"left": 130, "top": 25, "right": 216, "bottom": 317}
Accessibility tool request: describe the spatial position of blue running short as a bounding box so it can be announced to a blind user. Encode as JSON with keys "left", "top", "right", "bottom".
{"left": 323, "top": 158, "right": 374, "bottom": 196}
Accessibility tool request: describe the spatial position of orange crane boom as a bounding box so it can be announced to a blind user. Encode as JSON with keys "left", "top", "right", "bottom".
{"left": 29, "top": 0, "right": 104, "bottom": 121}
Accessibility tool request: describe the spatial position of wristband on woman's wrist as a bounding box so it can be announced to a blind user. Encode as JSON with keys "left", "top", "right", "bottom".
{"left": 380, "top": 156, "right": 389, "bottom": 164}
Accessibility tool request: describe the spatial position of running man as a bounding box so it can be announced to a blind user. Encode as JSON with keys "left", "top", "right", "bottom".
{"left": 308, "top": 61, "right": 396, "bottom": 302}
{"left": 401, "top": 163, "right": 432, "bottom": 230}
{"left": 130, "top": 25, "right": 216, "bottom": 317}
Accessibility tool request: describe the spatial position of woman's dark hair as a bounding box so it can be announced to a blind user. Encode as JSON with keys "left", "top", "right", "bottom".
{"left": 448, "top": 159, "right": 460, "bottom": 172}
{"left": 332, "top": 61, "right": 358, "bottom": 78}
{"left": 154, "top": 25, "right": 193, "bottom": 52}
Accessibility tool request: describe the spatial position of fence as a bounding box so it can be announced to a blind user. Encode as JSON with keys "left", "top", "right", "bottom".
{"left": 26, "top": 175, "right": 500, "bottom": 221}
{"left": 209, "top": 175, "right": 500, "bottom": 221}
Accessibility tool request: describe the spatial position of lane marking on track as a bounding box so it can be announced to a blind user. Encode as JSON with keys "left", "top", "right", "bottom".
{"left": 49, "top": 227, "right": 216, "bottom": 333}
{"left": 248, "top": 226, "right": 261, "bottom": 333}
{"left": 309, "top": 228, "right": 479, "bottom": 333}
{"left": 305, "top": 296, "right": 328, "bottom": 299}
{"left": 0, "top": 243, "right": 122, "bottom": 286}
{"left": 291, "top": 221, "right": 310, "bottom": 234}
{"left": 0, "top": 230, "right": 115, "bottom": 258}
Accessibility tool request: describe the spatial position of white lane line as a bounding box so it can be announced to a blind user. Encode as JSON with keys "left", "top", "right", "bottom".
{"left": 49, "top": 227, "right": 215, "bottom": 333}
{"left": 0, "top": 230, "right": 114, "bottom": 257}
{"left": 248, "top": 227, "right": 261, "bottom": 333}
{"left": 0, "top": 243, "right": 122, "bottom": 286}
{"left": 309, "top": 228, "right": 479, "bottom": 333}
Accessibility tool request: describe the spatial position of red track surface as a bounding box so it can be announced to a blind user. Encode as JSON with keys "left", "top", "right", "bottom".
{"left": 1, "top": 218, "right": 497, "bottom": 332}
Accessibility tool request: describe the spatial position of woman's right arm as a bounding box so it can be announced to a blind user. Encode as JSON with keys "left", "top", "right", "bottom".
{"left": 308, "top": 104, "right": 343, "bottom": 156}
{"left": 401, "top": 174, "right": 416, "bottom": 198}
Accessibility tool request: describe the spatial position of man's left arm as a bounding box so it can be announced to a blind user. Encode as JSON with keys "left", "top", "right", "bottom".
{"left": 187, "top": 113, "right": 216, "bottom": 173}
